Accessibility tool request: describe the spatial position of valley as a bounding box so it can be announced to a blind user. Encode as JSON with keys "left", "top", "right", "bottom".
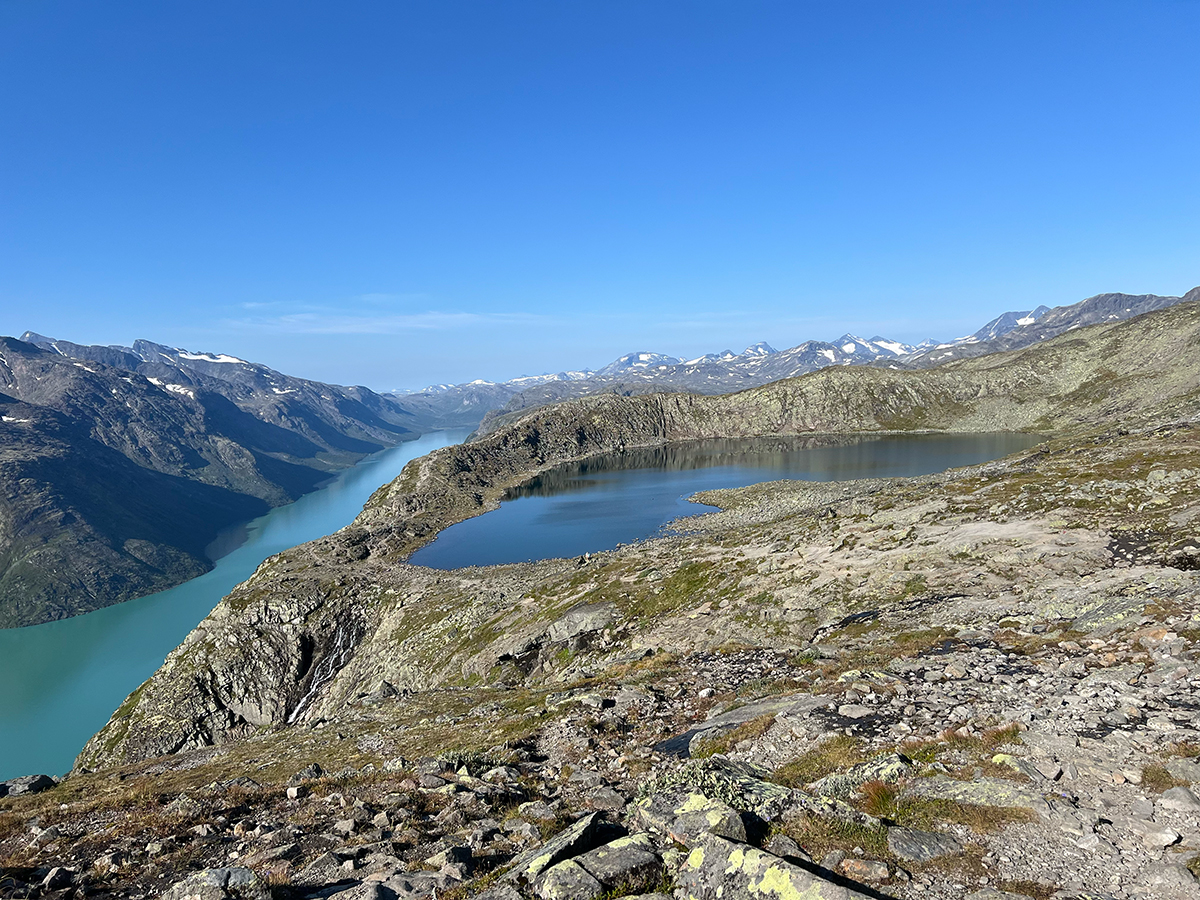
{"left": 0, "top": 299, "right": 1196, "bottom": 899}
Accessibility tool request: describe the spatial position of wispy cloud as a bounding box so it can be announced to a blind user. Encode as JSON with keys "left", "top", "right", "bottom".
{"left": 224, "top": 309, "right": 544, "bottom": 338}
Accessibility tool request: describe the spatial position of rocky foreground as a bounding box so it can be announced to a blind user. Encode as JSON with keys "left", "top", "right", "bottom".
{"left": 2, "top": 415, "right": 1199, "bottom": 900}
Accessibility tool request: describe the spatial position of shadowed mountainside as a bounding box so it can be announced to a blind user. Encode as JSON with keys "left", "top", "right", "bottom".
{"left": 0, "top": 337, "right": 420, "bottom": 627}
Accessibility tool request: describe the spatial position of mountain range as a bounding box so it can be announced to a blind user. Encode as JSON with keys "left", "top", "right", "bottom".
{"left": 2, "top": 284, "right": 1195, "bottom": 627}
{"left": 396, "top": 287, "right": 1199, "bottom": 429}
{"left": 0, "top": 335, "right": 433, "bottom": 626}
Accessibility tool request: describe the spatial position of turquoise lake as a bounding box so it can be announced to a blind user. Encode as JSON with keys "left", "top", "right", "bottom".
{"left": 0, "top": 430, "right": 466, "bottom": 781}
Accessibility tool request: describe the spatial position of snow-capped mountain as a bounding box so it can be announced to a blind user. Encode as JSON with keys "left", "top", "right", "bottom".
{"left": 953, "top": 306, "right": 1051, "bottom": 345}
{"left": 594, "top": 352, "right": 685, "bottom": 379}
{"left": 902, "top": 289, "right": 1197, "bottom": 366}
{"left": 467, "top": 287, "right": 1198, "bottom": 424}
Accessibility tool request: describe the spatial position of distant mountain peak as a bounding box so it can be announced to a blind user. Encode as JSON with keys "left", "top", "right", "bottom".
{"left": 742, "top": 342, "right": 777, "bottom": 357}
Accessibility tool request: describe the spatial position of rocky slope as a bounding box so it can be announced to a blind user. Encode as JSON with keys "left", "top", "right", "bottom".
{"left": 2, "top": 301, "right": 1200, "bottom": 899}
{"left": 4, "top": 404, "right": 1199, "bottom": 899}
{"left": 77, "top": 299, "right": 1200, "bottom": 771}
{"left": 0, "top": 336, "right": 422, "bottom": 627}
{"left": 902, "top": 287, "right": 1200, "bottom": 367}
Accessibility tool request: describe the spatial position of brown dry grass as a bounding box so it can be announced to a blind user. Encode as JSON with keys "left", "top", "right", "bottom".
{"left": 774, "top": 734, "right": 866, "bottom": 787}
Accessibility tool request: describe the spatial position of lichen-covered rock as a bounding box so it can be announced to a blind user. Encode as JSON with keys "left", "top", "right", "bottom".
{"left": 637, "top": 757, "right": 796, "bottom": 820}
{"left": 903, "top": 776, "right": 1050, "bottom": 817}
{"left": 535, "top": 859, "right": 603, "bottom": 900}
{"left": 160, "top": 867, "right": 269, "bottom": 900}
{"left": 674, "top": 835, "right": 877, "bottom": 900}
{"left": 574, "top": 833, "right": 664, "bottom": 891}
{"left": 506, "top": 812, "right": 623, "bottom": 885}
{"left": 637, "top": 791, "right": 747, "bottom": 846}
{"left": 808, "top": 752, "right": 912, "bottom": 798}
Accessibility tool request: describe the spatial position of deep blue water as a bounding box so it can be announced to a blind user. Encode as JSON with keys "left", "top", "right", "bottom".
{"left": 409, "top": 433, "right": 1041, "bottom": 569}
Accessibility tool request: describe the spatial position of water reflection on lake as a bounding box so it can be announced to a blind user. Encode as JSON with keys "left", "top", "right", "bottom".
{"left": 409, "top": 432, "right": 1041, "bottom": 570}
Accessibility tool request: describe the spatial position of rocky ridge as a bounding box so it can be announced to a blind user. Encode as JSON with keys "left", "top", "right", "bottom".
{"left": 2, "top": 302, "right": 1200, "bottom": 899}
{"left": 4, "top": 417, "right": 1199, "bottom": 900}
{"left": 474, "top": 287, "right": 1199, "bottom": 422}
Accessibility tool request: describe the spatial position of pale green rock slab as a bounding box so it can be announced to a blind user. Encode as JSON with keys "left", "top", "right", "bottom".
{"left": 809, "top": 752, "right": 912, "bottom": 798}
{"left": 1070, "top": 595, "right": 1151, "bottom": 633}
{"left": 535, "top": 859, "right": 603, "bottom": 900}
{"left": 904, "top": 776, "right": 1050, "bottom": 817}
{"left": 990, "top": 753, "right": 1043, "bottom": 782}
{"left": 674, "top": 835, "right": 876, "bottom": 900}
{"left": 574, "top": 833, "right": 663, "bottom": 890}
{"left": 506, "top": 812, "right": 621, "bottom": 884}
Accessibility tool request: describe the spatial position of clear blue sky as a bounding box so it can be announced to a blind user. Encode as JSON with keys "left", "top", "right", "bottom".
{"left": 2, "top": 1, "right": 1197, "bottom": 390}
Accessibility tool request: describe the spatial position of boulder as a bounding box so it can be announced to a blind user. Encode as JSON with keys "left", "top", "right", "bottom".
{"left": 636, "top": 757, "right": 799, "bottom": 821}
{"left": 808, "top": 753, "right": 912, "bottom": 798}
{"left": 886, "top": 826, "right": 964, "bottom": 862}
{"left": 506, "top": 812, "right": 624, "bottom": 885}
{"left": 675, "top": 835, "right": 877, "bottom": 900}
{"left": 160, "top": 867, "right": 269, "bottom": 900}
{"left": 636, "top": 791, "right": 746, "bottom": 846}
{"left": 546, "top": 602, "right": 616, "bottom": 646}
{"left": 2, "top": 774, "right": 56, "bottom": 796}
{"left": 574, "top": 833, "right": 663, "bottom": 891}
{"left": 535, "top": 859, "right": 604, "bottom": 900}
{"left": 1159, "top": 785, "right": 1200, "bottom": 812}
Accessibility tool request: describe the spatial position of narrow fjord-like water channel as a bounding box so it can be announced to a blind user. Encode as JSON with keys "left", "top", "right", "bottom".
{"left": 0, "top": 430, "right": 467, "bottom": 781}
{"left": 410, "top": 433, "right": 1042, "bottom": 569}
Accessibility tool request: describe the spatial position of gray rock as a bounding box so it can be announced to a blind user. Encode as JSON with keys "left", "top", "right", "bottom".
{"left": 2, "top": 774, "right": 55, "bottom": 796}
{"left": 1141, "top": 826, "right": 1181, "bottom": 849}
{"left": 535, "top": 859, "right": 604, "bottom": 900}
{"left": 519, "top": 800, "right": 558, "bottom": 820}
{"left": 160, "top": 867, "right": 269, "bottom": 900}
{"left": 675, "top": 835, "right": 876, "bottom": 899}
{"left": 809, "top": 752, "right": 912, "bottom": 798}
{"left": 472, "top": 887, "right": 523, "bottom": 900}
{"left": 42, "top": 868, "right": 75, "bottom": 890}
{"left": 764, "top": 834, "right": 811, "bottom": 862}
{"left": 327, "top": 884, "right": 397, "bottom": 900}
{"left": 636, "top": 756, "right": 801, "bottom": 821}
{"left": 886, "top": 826, "right": 964, "bottom": 862}
{"left": 636, "top": 791, "right": 746, "bottom": 846}
{"left": 965, "top": 889, "right": 1035, "bottom": 900}
{"left": 903, "top": 776, "right": 1050, "bottom": 816}
{"left": 574, "top": 833, "right": 663, "bottom": 891}
{"left": 506, "top": 812, "right": 623, "bottom": 885}
{"left": 1159, "top": 785, "right": 1200, "bottom": 812}
{"left": 837, "top": 703, "right": 872, "bottom": 719}
{"left": 546, "top": 602, "right": 616, "bottom": 645}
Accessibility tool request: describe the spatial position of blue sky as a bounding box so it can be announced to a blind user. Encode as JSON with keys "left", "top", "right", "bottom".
{"left": 2, "top": 1, "right": 1197, "bottom": 390}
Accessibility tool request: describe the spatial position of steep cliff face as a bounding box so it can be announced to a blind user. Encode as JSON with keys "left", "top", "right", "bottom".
{"left": 77, "top": 301, "right": 1200, "bottom": 771}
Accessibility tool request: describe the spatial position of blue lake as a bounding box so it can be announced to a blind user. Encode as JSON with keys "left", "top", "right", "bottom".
{"left": 409, "top": 433, "right": 1042, "bottom": 570}
{"left": 0, "top": 430, "right": 467, "bottom": 781}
